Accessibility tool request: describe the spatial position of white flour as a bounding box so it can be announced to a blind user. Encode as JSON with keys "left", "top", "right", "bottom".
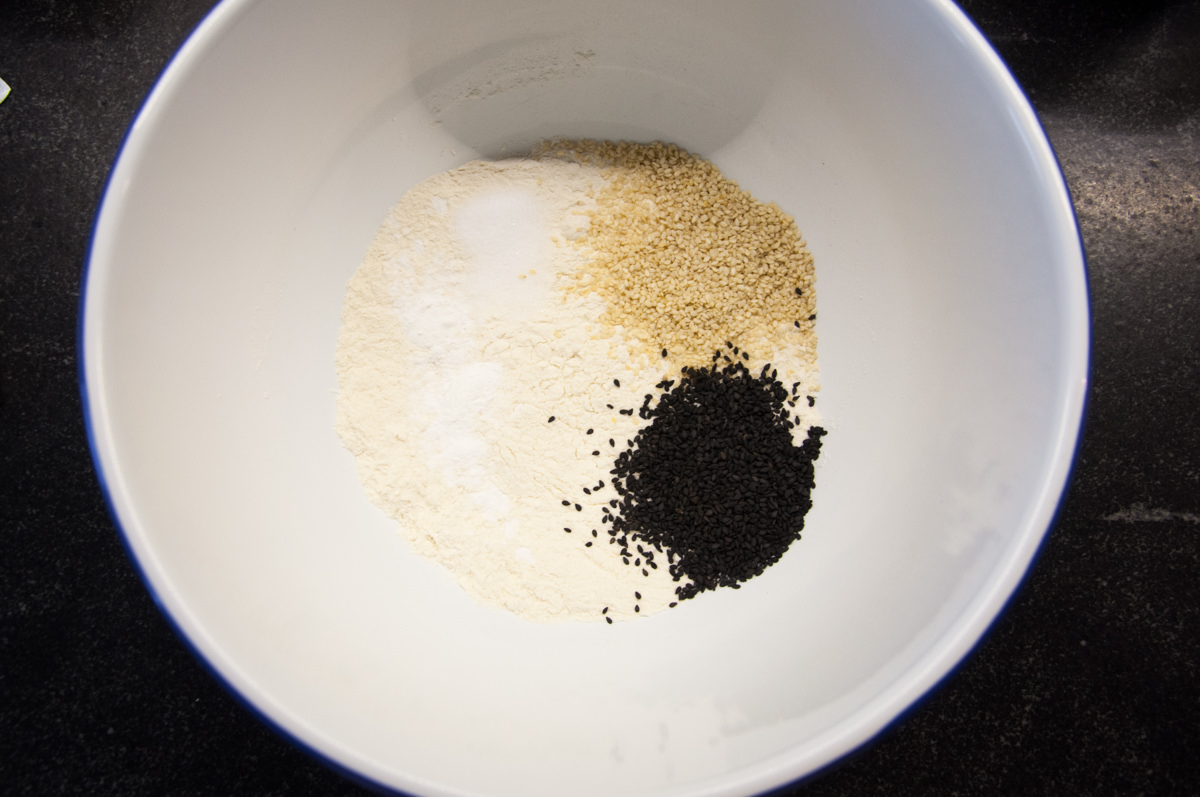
{"left": 337, "top": 159, "right": 684, "bottom": 622}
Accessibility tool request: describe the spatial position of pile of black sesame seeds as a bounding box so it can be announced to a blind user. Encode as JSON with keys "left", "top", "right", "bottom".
{"left": 567, "top": 346, "right": 825, "bottom": 613}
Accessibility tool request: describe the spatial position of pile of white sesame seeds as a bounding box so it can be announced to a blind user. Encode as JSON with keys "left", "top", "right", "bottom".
{"left": 534, "top": 139, "right": 818, "bottom": 369}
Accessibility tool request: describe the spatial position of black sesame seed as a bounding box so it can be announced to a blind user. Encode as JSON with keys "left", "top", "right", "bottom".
{"left": 575, "top": 503, "right": 582, "bottom": 511}
{"left": 587, "top": 428, "right": 594, "bottom": 435}
{"left": 635, "top": 591, "right": 641, "bottom": 600}
{"left": 809, "top": 314, "right": 816, "bottom": 321}
{"left": 592, "top": 529, "right": 598, "bottom": 537}
{"left": 564, "top": 527, "right": 571, "bottom": 533}
{"left": 669, "top": 602, "right": 677, "bottom": 608}
{"left": 548, "top": 416, "right": 555, "bottom": 422}
{"left": 592, "top": 450, "right": 600, "bottom": 456}
{"left": 642, "top": 568, "right": 649, "bottom": 576}
{"left": 614, "top": 378, "right": 620, "bottom": 387}
{"left": 808, "top": 395, "right": 816, "bottom": 407}
{"left": 794, "top": 320, "right": 800, "bottom": 328}
{"left": 583, "top": 487, "right": 592, "bottom": 495}
{"left": 605, "top": 361, "right": 826, "bottom": 601}
{"left": 602, "top": 606, "right": 608, "bottom": 614}
{"left": 662, "top": 348, "right": 668, "bottom": 358}
{"left": 634, "top": 605, "right": 640, "bottom": 613}
{"left": 585, "top": 541, "right": 593, "bottom": 547}
{"left": 561, "top": 500, "right": 570, "bottom": 506}
{"left": 606, "top": 616, "right": 613, "bottom": 624}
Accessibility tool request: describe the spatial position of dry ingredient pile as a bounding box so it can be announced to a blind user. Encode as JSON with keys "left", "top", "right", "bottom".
{"left": 336, "top": 140, "right": 825, "bottom": 623}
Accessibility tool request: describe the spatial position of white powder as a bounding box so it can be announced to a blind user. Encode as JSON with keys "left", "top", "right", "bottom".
{"left": 337, "top": 159, "right": 685, "bottom": 622}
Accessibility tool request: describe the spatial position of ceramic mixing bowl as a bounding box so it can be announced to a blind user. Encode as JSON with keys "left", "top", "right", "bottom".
{"left": 81, "top": 1, "right": 1088, "bottom": 794}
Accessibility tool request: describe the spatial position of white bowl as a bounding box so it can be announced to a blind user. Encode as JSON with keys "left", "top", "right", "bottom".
{"left": 81, "top": 1, "right": 1088, "bottom": 795}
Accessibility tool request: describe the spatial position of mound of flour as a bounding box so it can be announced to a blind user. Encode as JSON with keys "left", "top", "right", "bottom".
{"left": 336, "top": 158, "right": 685, "bottom": 622}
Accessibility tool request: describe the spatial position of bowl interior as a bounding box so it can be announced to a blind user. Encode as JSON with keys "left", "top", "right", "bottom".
{"left": 83, "top": 1, "right": 1087, "bottom": 795}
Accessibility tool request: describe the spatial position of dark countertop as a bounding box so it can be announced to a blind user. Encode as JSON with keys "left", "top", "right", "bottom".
{"left": 2, "top": 1, "right": 1197, "bottom": 794}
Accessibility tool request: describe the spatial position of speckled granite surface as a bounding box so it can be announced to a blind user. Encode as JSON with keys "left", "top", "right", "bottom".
{"left": 2, "top": 2, "right": 1197, "bottom": 794}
